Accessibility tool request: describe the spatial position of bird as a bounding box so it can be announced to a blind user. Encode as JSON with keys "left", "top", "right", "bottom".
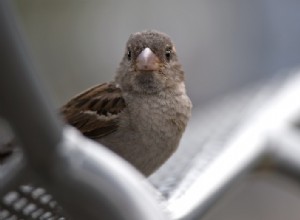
{"left": 61, "top": 30, "right": 192, "bottom": 176}
{"left": 1, "top": 30, "right": 192, "bottom": 176}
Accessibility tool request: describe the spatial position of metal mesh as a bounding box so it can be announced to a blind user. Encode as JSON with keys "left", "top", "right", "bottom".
{"left": 0, "top": 185, "right": 68, "bottom": 220}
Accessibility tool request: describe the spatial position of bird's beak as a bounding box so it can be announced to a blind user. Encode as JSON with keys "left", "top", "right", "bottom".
{"left": 136, "top": 48, "right": 160, "bottom": 71}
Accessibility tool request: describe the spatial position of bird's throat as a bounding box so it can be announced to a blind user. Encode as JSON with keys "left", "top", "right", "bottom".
{"left": 135, "top": 72, "right": 162, "bottom": 93}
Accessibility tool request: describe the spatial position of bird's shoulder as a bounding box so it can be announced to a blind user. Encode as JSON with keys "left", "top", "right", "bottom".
{"left": 61, "top": 82, "right": 126, "bottom": 139}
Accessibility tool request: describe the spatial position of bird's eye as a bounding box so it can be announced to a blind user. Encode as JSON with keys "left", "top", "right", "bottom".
{"left": 165, "top": 48, "right": 172, "bottom": 61}
{"left": 127, "top": 49, "right": 132, "bottom": 60}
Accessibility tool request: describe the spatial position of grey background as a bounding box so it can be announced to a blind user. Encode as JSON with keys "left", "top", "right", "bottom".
{"left": 14, "top": 0, "right": 300, "bottom": 108}
{"left": 12, "top": 1, "right": 300, "bottom": 219}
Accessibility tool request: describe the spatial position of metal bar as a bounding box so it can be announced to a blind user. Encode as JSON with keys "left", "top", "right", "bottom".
{"left": 0, "top": 153, "right": 30, "bottom": 197}
{"left": 47, "top": 127, "right": 170, "bottom": 220}
{"left": 270, "top": 127, "right": 300, "bottom": 180}
{"left": 167, "top": 118, "right": 268, "bottom": 220}
{"left": 166, "top": 72, "right": 300, "bottom": 220}
{"left": 0, "top": 0, "right": 63, "bottom": 173}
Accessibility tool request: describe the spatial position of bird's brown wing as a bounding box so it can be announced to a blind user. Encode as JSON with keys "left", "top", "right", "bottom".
{"left": 61, "top": 82, "right": 126, "bottom": 139}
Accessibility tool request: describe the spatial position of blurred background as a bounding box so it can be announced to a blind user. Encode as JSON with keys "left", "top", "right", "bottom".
{"left": 11, "top": 0, "right": 300, "bottom": 219}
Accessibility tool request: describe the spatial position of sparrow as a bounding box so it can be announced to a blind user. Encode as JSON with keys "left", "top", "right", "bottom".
{"left": 0, "top": 30, "right": 192, "bottom": 176}
{"left": 61, "top": 30, "right": 192, "bottom": 176}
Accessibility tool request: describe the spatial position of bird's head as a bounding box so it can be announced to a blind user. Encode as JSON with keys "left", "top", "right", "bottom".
{"left": 116, "top": 30, "right": 185, "bottom": 94}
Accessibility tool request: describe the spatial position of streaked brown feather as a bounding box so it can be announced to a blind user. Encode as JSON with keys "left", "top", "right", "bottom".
{"left": 61, "top": 83, "right": 126, "bottom": 139}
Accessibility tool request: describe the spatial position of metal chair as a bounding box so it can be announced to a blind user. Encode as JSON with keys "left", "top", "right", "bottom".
{"left": 1, "top": 1, "right": 300, "bottom": 219}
